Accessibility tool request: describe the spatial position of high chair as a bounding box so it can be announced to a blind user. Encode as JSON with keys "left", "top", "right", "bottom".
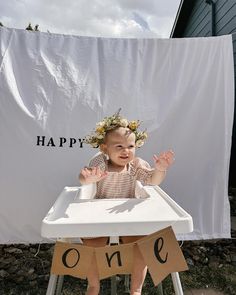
{"left": 41, "top": 182, "right": 193, "bottom": 295}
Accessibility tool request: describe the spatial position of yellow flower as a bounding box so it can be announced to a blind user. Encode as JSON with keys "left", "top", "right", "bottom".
{"left": 128, "top": 120, "right": 139, "bottom": 131}
{"left": 96, "top": 126, "right": 105, "bottom": 134}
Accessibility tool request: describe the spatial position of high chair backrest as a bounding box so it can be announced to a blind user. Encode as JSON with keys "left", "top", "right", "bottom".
{"left": 76, "top": 183, "right": 96, "bottom": 199}
{"left": 135, "top": 181, "right": 150, "bottom": 199}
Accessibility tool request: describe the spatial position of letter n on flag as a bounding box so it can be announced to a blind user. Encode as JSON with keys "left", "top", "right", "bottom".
{"left": 137, "top": 226, "right": 188, "bottom": 286}
{"left": 51, "top": 242, "right": 94, "bottom": 279}
{"left": 95, "top": 243, "right": 134, "bottom": 280}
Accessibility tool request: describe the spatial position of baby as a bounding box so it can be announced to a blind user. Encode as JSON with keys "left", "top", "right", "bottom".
{"left": 79, "top": 110, "right": 174, "bottom": 295}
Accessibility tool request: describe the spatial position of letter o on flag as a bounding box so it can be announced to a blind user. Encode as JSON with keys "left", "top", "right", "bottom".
{"left": 62, "top": 248, "right": 80, "bottom": 268}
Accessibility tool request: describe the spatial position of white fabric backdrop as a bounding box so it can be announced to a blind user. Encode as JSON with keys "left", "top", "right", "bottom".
{"left": 0, "top": 28, "right": 234, "bottom": 243}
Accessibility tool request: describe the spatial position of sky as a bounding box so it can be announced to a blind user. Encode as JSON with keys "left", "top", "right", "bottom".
{"left": 0, "top": 0, "right": 181, "bottom": 38}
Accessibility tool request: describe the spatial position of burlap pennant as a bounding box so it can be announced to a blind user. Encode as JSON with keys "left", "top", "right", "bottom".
{"left": 50, "top": 227, "right": 188, "bottom": 283}
{"left": 51, "top": 241, "right": 94, "bottom": 279}
{"left": 95, "top": 243, "right": 134, "bottom": 280}
{"left": 137, "top": 226, "right": 188, "bottom": 286}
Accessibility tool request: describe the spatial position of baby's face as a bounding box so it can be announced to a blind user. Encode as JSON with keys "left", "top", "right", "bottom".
{"left": 101, "top": 127, "right": 136, "bottom": 168}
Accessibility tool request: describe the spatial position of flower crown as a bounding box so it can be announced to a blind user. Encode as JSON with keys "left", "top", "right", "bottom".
{"left": 85, "top": 109, "right": 148, "bottom": 148}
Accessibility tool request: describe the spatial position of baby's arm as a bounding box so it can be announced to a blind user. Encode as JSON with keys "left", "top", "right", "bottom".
{"left": 148, "top": 150, "right": 174, "bottom": 185}
{"left": 79, "top": 167, "right": 108, "bottom": 185}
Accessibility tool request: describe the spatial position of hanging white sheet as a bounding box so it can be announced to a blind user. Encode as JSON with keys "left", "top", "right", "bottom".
{"left": 0, "top": 27, "right": 234, "bottom": 243}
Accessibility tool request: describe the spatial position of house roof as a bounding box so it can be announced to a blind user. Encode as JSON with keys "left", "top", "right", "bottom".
{"left": 170, "top": 0, "right": 196, "bottom": 38}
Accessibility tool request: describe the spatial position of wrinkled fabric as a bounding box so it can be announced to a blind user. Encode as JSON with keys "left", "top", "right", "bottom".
{"left": 0, "top": 28, "right": 234, "bottom": 242}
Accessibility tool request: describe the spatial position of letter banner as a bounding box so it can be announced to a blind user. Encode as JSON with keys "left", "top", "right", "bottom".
{"left": 51, "top": 242, "right": 94, "bottom": 279}
{"left": 50, "top": 227, "right": 187, "bottom": 284}
{"left": 95, "top": 243, "right": 134, "bottom": 279}
{"left": 137, "top": 226, "right": 188, "bottom": 286}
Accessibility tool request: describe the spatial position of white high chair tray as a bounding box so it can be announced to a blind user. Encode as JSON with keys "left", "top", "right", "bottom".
{"left": 41, "top": 185, "right": 193, "bottom": 238}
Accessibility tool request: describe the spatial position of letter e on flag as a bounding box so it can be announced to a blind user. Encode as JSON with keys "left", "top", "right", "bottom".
{"left": 137, "top": 226, "right": 188, "bottom": 286}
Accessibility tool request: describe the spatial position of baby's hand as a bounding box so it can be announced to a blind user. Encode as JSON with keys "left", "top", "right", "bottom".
{"left": 153, "top": 150, "right": 175, "bottom": 172}
{"left": 80, "top": 167, "right": 108, "bottom": 184}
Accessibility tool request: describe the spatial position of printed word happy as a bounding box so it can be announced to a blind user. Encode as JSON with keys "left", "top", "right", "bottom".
{"left": 36, "top": 136, "right": 84, "bottom": 148}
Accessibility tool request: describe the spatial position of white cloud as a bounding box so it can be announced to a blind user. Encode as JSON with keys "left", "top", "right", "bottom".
{"left": 133, "top": 12, "right": 150, "bottom": 31}
{"left": 0, "top": 0, "right": 181, "bottom": 38}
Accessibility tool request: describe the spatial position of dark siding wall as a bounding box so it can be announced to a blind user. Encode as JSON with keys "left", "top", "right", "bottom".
{"left": 179, "top": 0, "right": 236, "bottom": 187}
{"left": 215, "top": 0, "right": 236, "bottom": 35}
{"left": 183, "top": 0, "right": 211, "bottom": 37}
{"left": 182, "top": 0, "right": 236, "bottom": 37}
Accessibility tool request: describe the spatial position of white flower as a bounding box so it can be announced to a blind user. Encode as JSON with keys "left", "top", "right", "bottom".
{"left": 112, "top": 119, "right": 119, "bottom": 125}
{"left": 120, "top": 118, "right": 129, "bottom": 127}
{"left": 97, "top": 134, "right": 104, "bottom": 139}
{"left": 135, "top": 139, "right": 144, "bottom": 147}
{"left": 96, "top": 121, "right": 106, "bottom": 128}
{"left": 91, "top": 142, "right": 98, "bottom": 148}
